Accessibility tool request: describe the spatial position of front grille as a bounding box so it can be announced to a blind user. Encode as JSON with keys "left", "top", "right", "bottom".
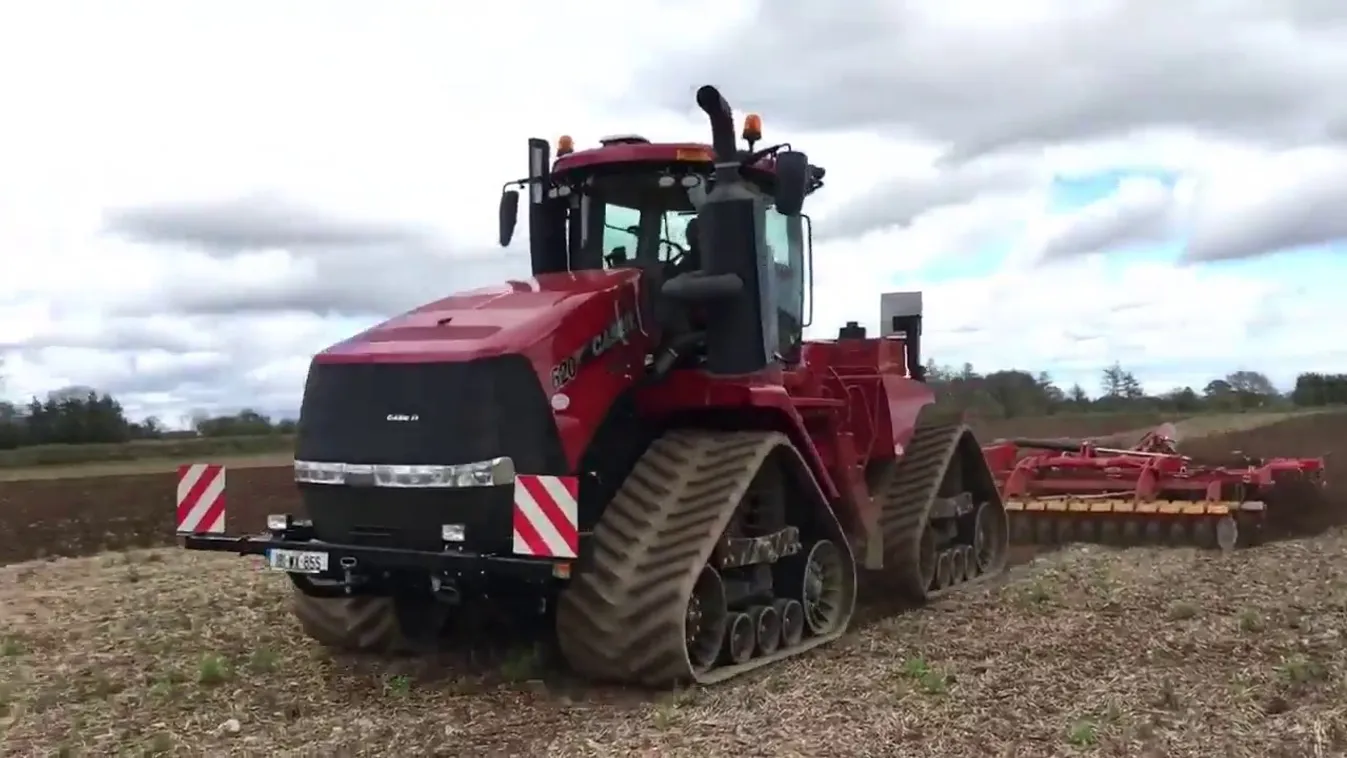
{"left": 294, "top": 355, "right": 566, "bottom": 552}
{"left": 295, "top": 355, "right": 565, "bottom": 471}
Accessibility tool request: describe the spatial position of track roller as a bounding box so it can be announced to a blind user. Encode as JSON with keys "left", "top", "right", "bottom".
{"left": 935, "top": 551, "right": 953, "bottom": 590}
{"left": 951, "top": 547, "right": 968, "bottom": 583}
{"left": 747, "top": 604, "right": 782, "bottom": 656}
{"left": 722, "top": 613, "right": 755, "bottom": 665}
{"left": 775, "top": 598, "right": 804, "bottom": 648}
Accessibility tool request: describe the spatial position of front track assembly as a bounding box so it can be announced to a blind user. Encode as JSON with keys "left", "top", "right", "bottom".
{"left": 554, "top": 430, "right": 858, "bottom": 687}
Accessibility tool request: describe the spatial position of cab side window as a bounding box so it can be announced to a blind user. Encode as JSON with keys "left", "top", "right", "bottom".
{"left": 602, "top": 205, "right": 641, "bottom": 268}
{"left": 764, "top": 205, "right": 804, "bottom": 357}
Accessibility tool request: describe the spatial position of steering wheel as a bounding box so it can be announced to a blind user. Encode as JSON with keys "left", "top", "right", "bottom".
{"left": 660, "top": 239, "right": 687, "bottom": 268}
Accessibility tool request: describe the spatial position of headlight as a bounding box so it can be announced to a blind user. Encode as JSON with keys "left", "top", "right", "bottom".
{"left": 294, "top": 457, "right": 515, "bottom": 488}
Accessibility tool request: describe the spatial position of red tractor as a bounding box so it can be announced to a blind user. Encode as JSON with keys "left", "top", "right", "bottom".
{"left": 180, "top": 85, "right": 1009, "bottom": 687}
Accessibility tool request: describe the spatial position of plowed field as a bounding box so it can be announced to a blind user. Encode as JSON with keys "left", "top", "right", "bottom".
{"left": 2, "top": 409, "right": 1346, "bottom": 755}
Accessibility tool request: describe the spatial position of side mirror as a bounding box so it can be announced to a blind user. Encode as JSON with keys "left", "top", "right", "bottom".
{"left": 498, "top": 190, "right": 520, "bottom": 247}
{"left": 774, "top": 151, "right": 809, "bottom": 216}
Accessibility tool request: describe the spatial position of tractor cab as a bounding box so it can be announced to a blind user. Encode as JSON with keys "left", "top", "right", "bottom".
{"left": 498, "top": 103, "right": 824, "bottom": 373}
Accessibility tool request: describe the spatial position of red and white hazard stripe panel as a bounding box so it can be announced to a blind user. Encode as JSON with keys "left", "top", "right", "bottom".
{"left": 512, "top": 474, "right": 579, "bottom": 559}
{"left": 176, "top": 463, "right": 226, "bottom": 534}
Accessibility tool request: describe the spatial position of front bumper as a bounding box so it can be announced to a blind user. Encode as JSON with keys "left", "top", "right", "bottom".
{"left": 182, "top": 519, "right": 570, "bottom": 587}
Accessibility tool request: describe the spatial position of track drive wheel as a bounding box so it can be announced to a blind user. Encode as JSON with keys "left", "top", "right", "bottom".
{"left": 686, "top": 566, "right": 729, "bottom": 675}
{"left": 800, "top": 540, "right": 848, "bottom": 635}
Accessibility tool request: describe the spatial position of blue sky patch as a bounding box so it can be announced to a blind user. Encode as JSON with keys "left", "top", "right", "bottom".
{"left": 1050, "top": 167, "right": 1179, "bottom": 212}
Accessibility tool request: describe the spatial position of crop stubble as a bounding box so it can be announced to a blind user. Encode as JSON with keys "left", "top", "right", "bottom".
{"left": 1, "top": 411, "right": 1346, "bottom": 755}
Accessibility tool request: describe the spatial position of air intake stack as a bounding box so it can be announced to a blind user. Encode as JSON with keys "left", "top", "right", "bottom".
{"left": 880, "top": 291, "right": 924, "bottom": 381}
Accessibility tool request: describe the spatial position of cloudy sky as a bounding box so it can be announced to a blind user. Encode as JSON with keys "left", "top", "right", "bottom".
{"left": 3, "top": 0, "right": 1347, "bottom": 423}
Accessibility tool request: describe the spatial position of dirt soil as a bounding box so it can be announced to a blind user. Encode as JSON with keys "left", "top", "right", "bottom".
{"left": 2, "top": 409, "right": 1346, "bottom": 755}
{"left": 0, "top": 466, "right": 293, "bottom": 565}
{"left": 3, "top": 538, "right": 1346, "bottom": 756}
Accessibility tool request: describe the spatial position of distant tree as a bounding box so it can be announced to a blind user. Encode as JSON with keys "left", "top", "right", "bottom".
{"left": 1162, "top": 386, "right": 1202, "bottom": 412}
{"left": 195, "top": 409, "right": 279, "bottom": 437}
{"left": 1291, "top": 372, "right": 1347, "bottom": 406}
{"left": 1118, "top": 371, "right": 1144, "bottom": 400}
{"left": 1067, "top": 383, "right": 1090, "bottom": 406}
{"left": 1101, "top": 363, "right": 1126, "bottom": 398}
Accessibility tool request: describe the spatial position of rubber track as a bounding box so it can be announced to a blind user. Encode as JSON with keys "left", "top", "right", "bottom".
{"left": 290, "top": 590, "right": 410, "bottom": 653}
{"left": 554, "top": 429, "right": 856, "bottom": 688}
{"left": 873, "top": 419, "right": 1008, "bottom": 602}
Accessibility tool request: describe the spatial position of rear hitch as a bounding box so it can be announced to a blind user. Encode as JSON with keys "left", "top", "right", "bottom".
{"left": 432, "top": 576, "right": 463, "bottom": 606}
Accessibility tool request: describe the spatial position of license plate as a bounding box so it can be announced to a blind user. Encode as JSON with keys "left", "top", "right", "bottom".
{"left": 266, "top": 549, "right": 329, "bottom": 574}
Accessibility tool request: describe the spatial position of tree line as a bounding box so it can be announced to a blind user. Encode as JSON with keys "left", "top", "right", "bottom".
{"left": 1, "top": 363, "right": 1345, "bottom": 449}
{"left": 0, "top": 388, "right": 297, "bottom": 450}
{"left": 924, "top": 362, "right": 1347, "bottom": 419}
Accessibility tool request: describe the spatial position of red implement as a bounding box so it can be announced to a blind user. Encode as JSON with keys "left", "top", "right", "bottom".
{"left": 980, "top": 425, "right": 1327, "bottom": 551}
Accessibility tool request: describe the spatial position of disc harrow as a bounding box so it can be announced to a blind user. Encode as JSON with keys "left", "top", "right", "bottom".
{"left": 981, "top": 424, "right": 1328, "bottom": 551}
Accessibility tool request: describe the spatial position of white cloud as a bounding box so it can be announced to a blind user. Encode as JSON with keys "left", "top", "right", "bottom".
{"left": 3, "top": 0, "right": 1347, "bottom": 423}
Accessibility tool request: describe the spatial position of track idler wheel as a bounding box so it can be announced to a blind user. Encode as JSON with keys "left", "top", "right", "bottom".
{"left": 774, "top": 598, "right": 804, "bottom": 648}
{"left": 686, "top": 566, "right": 729, "bottom": 675}
{"left": 916, "top": 526, "right": 937, "bottom": 593}
{"left": 801, "top": 540, "right": 848, "bottom": 636}
{"left": 973, "top": 501, "right": 1008, "bottom": 574}
{"left": 722, "top": 612, "right": 755, "bottom": 665}
{"left": 747, "top": 604, "right": 782, "bottom": 656}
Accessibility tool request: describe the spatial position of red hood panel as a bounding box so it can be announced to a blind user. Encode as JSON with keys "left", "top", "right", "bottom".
{"left": 318, "top": 269, "right": 643, "bottom": 363}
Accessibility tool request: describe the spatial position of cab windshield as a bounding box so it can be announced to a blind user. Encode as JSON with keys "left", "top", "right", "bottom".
{"left": 552, "top": 166, "right": 809, "bottom": 351}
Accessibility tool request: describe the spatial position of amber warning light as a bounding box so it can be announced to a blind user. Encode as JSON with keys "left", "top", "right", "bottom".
{"left": 557, "top": 135, "right": 575, "bottom": 157}
{"left": 742, "top": 113, "right": 763, "bottom": 142}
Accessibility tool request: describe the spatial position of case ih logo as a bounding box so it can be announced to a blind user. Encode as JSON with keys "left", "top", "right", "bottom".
{"left": 550, "top": 309, "right": 637, "bottom": 390}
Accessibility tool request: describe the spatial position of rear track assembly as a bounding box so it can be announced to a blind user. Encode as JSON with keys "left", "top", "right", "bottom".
{"left": 869, "top": 420, "right": 1010, "bottom": 603}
